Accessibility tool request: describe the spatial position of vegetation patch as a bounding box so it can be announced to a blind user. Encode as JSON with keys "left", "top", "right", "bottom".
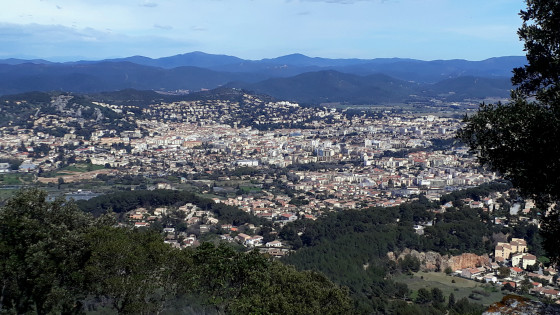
{"left": 395, "top": 272, "right": 505, "bottom": 306}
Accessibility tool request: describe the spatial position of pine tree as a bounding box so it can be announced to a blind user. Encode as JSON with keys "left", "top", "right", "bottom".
{"left": 458, "top": 0, "right": 560, "bottom": 264}
{"left": 448, "top": 293, "right": 456, "bottom": 309}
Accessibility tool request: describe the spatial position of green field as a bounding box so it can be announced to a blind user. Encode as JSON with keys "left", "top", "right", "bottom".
{"left": 62, "top": 163, "right": 105, "bottom": 173}
{"left": 395, "top": 272, "right": 506, "bottom": 306}
{"left": 0, "top": 173, "right": 35, "bottom": 185}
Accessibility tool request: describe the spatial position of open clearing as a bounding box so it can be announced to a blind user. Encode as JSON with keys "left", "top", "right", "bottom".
{"left": 395, "top": 271, "right": 507, "bottom": 305}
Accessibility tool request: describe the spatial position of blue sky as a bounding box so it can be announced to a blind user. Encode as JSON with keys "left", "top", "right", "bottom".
{"left": 1, "top": 0, "right": 526, "bottom": 61}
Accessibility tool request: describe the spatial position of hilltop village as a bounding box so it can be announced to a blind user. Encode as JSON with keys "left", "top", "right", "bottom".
{"left": 0, "top": 91, "right": 558, "bottom": 303}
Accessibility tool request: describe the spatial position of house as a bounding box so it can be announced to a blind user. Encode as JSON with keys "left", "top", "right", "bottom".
{"left": 510, "top": 267, "right": 523, "bottom": 277}
{"left": 495, "top": 238, "right": 528, "bottom": 260}
{"left": 129, "top": 213, "right": 144, "bottom": 221}
{"left": 510, "top": 238, "right": 528, "bottom": 253}
{"left": 235, "top": 233, "right": 252, "bottom": 244}
{"left": 245, "top": 235, "right": 264, "bottom": 247}
{"left": 512, "top": 253, "right": 524, "bottom": 267}
{"left": 264, "top": 248, "right": 288, "bottom": 258}
{"left": 206, "top": 217, "right": 219, "bottom": 224}
{"left": 541, "top": 289, "right": 560, "bottom": 300}
{"left": 266, "top": 240, "right": 283, "bottom": 248}
{"left": 0, "top": 163, "right": 11, "bottom": 173}
{"left": 278, "top": 213, "right": 298, "bottom": 222}
{"left": 154, "top": 208, "right": 167, "bottom": 216}
{"left": 470, "top": 201, "right": 483, "bottom": 208}
{"left": 219, "top": 234, "right": 233, "bottom": 242}
{"left": 461, "top": 268, "right": 483, "bottom": 279}
{"left": 522, "top": 254, "right": 537, "bottom": 269}
{"left": 183, "top": 236, "right": 199, "bottom": 247}
{"left": 199, "top": 225, "right": 210, "bottom": 233}
{"left": 134, "top": 222, "right": 150, "bottom": 228}
{"left": 495, "top": 243, "right": 513, "bottom": 260}
{"left": 221, "top": 224, "right": 234, "bottom": 231}
{"left": 257, "top": 212, "right": 274, "bottom": 220}
{"left": 413, "top": 225, "right": 425, "bottom": 235}
{"left": 484, "top": 275, "right": 497, "bottom": 283}
{"left": 304, "top": 214, "right": 316, "bottom": 220}
{"left": 236, "top": 159, "right": 259, "bottom": 167}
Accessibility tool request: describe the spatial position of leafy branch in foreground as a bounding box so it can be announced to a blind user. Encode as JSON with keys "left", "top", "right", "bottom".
{"left": 0, "top": 188, "right": 350, "bottom": 314}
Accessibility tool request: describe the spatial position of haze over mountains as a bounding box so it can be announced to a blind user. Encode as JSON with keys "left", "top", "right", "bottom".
{"left": 0, "top": 51, "right": 525, "bottom": 104}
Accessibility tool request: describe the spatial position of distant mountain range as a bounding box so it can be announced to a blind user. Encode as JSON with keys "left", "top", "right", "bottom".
{"left": 0, "top": 51, "right": 525, "bottom": 104}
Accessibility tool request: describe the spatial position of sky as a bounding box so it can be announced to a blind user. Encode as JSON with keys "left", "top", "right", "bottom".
{"left": 1, "top": 0, "right": 526, "bottom": 61}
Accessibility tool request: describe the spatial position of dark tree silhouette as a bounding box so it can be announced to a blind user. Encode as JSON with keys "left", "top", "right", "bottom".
{"left": 458, "top": 0, "right": 560, "bottom": 263}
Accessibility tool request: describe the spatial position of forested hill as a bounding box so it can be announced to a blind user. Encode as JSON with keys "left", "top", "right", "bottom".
{"left": 0, "top": 189, "right": 351, "bottom": 314}
{"left": 226, "top": 71, "right": 512, "bottom": 104}
{"left": 278, "top": 181, "right": 536, "bottom": 313}
{"left": 76, "top": 181, "right": 526, "bottom": 314}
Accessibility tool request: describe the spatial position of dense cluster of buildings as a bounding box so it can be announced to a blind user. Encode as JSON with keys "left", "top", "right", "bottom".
{"left": 0, "top": 94, "right": 497, "bottom": 214}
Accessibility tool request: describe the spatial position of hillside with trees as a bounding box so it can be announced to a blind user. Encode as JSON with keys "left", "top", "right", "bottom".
{"left": 0, "top": 189, "right": 350, "bottom": 314}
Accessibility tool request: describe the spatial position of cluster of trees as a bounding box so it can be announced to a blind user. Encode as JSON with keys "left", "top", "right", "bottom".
{"left": 278, "top": 193, "right": 495, "bottom": 313}
{"left": 0, "top": 189, "right": 351, "bottom": 314}
{"left": 425, "top": 207, "right": 493, "bottom": 255}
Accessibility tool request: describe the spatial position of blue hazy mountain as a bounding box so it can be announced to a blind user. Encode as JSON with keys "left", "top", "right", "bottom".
{"left": 0, "top": 52, "right": 523, "bottom": 103}
{"left": 226, "top": 71, "right": 512, "bottom": 104}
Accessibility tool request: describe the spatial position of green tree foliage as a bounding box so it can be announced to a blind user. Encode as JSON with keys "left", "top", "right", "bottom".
{"left": 0, "top": 189, "right": 350, "bottom": 314}
{"left": 190, "top": 243, "right": 351, "bottom": 314}
{"left": 85, "top": 227, "right": 179, "bottom": 314}
{"left": 398, "top": 254, "right": 421, "bottom": 273}
{"left": 431, "top": 287, "right": 445, "bottom": 304}
{"left": 0, "top": 188, "right": 95, "bottom": 314}
{"left": 519, "top": 278, "right": 533, "bottom": 295}
{"left": 451, "top": 297, "right": 485, "bottom": 315}
{"left": 498, "top": 266, "right": 511, "bottom": 279}
{"left": 457, "top": 0, "right": 560, "bottom": 263}
{"left": 448, "top": 292, "right": 456, "bottom": 308}
{"left": 422, "top": 207, "right": 493, "bottom": 255}
{"left": 512, "top": 1, "right": 560, "bottom": 103}
{"left": 416, "top": 288, "right": 432, "bottom": 304}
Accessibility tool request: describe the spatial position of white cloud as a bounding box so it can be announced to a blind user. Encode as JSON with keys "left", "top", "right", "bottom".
{"left": 140, "top": 1, "right": 158, "bottom": 8}
{"left": 154, "top": 24, "right": 172, "bottom": 30}
{"left": 0, "top": 23, "right": 195, "bottom": 60}
{"left": 190, "top": 26, "right": 207, "bottom": 32}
